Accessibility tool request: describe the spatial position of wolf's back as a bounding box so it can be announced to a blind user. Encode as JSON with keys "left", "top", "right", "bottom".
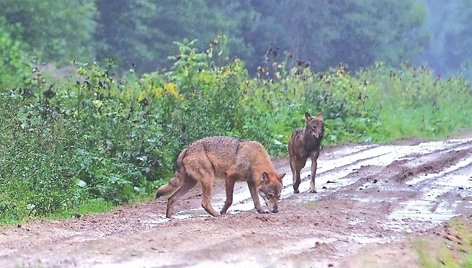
{"left": 193, "top": 136, "right": 242, "bottom": 155}
{"left": 187, "top": 136, "right": 242, "bottom": 176}
{"left": 155, "top": 137, "right": 244, "bottom": 198}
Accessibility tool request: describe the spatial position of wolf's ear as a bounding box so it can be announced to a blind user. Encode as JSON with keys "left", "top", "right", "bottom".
{"left": 305, "top": 112, "right": 312, "bottom": 121}
{"left": 316, "top": 112, "right": 324, "bottom": 121}
{"left": 261, "top": 172, "right": 270, "bottom": 184}
{"left": 278, "top": 173, "right": 286, "bottom": 182}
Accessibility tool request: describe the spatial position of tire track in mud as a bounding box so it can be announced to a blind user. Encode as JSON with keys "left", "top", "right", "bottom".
{"left": 324, "top": 139, "right": 472, "bottom": 243}
{"left": 387, "top": 147, "right": 472, "bottom": 226}
{"left": 347, "top": 143, "right": 472, "bottom": 186}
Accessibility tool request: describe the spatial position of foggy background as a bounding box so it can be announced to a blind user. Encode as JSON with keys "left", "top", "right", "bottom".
{"left": 1, "top": 0, "right": 471, "bottom": 76}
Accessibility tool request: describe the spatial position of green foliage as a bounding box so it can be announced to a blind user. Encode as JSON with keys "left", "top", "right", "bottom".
{"left": 248, "top": 0, "right": 427, "bottom": 72}
{"left": 1, "top": 0, "right": 429, "bottom": 74}
{"left": 0, "top": 17, "right": 29, "bottom": 88}
{"left": 0, "top": 90, "right": 87, "bottom": 222}
{"left": 357, "top": 63, "right": 472, "bottom": 141}
{"left": 332, "top": 0, "right": 428, "bottom": 69}
{"left": 422, "top": 0, "right": 472, "bottom": 76}
{"left": 0, "top": 0, "right": 96, "bottom": 63}
{"left": 166, "top": 39, "right": 247, "bottom": 140}
{"left": 94, "top": 0, "right": 257, "bottom": 73}
{"left": 415, "top": 218, "right": 472, "bottom": 268}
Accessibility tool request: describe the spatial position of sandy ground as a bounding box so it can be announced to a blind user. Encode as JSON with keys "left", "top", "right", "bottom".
{"left": 1, "top": 135, "right": 472, "bottom": 268}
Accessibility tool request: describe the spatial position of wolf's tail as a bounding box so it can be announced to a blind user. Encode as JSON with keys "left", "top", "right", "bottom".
{"left": 155, "top": 176, "right": 181, "bottom": 198}
{"left": 155, "top": 148, "right": 188, "bottom": 199}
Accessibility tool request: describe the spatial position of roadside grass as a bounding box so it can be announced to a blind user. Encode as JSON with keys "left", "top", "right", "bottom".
{"left": 0, "top": 198, "right": 115, "bottom": 226}
{"left": 415, "top": 217, "right": 472, "bottom": 268}
{"left": 49, "top": 198, "right": 115, "bottom": 221}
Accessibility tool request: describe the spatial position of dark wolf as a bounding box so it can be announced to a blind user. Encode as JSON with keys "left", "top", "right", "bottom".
{"left": 288, "top": 112, "right": 324, "bottom": 193}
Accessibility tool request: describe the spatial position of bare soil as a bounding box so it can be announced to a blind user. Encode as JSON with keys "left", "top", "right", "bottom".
{"left": 1, "top": 136, "right": 472, "bottom": 268}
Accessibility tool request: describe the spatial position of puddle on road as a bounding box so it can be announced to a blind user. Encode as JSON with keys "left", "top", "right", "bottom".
{"left": 389, "top": 200, "right": 458, "bottom": 224}
{"left": 141, "top": 212, "right": 205, "bottom": 225}
{"left": 345, "top": 234, "right": 393, "bottom": 244}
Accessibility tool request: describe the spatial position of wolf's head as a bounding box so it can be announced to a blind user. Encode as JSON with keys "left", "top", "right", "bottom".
{"left": 258, "top": 172, "right": 285, "bottom": 213}
{"left": 305, "top": 112, "right": 324, "bottom": 139}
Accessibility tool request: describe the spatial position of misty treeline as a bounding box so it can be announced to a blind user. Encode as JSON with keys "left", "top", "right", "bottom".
{"left": 0, "top": 0, "right": 470, "bottom": 75}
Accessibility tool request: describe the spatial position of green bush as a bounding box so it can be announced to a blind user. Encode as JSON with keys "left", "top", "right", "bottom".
{"left": 0, "top": 16, "right": 29, "bottom": 88}
{"left": 0, "top": 93, "right": 86, "bottom": 221}
{"left": 358, "top": 64, "right": 472, "bottom": 141}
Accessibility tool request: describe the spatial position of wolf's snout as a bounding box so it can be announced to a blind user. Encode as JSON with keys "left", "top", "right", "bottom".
{"left": 271, "top": 203, "right": 279, "bottom": 213}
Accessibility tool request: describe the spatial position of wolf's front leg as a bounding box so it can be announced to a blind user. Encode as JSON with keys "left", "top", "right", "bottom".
{"left": 291, "top": 157, "right": 307, "bottom": 193}
{"left": 309, "top": 151, "right": 320, "bottom": 193}
{"left": 290, "top": 159, "right": 301, "bottom": 194}
{"left": 220, "top": 179, "right": 236, "bottom": 215}
{"left": 247, "top": 181, "right": 269, "bottom": 214}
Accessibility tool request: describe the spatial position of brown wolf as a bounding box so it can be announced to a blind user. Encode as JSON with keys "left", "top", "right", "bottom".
{"left": 155, "top": 136, "right": 285, "bottom": 218}
{"left": 288, "top": 112, "right": 324, "bottom": 193}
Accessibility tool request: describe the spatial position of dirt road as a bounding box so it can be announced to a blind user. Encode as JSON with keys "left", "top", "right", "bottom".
{"left": 1, "top": 136, "right": 472, "bottom": 267}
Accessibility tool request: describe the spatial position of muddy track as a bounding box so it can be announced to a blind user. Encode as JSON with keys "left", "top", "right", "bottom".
{"left": 1, "top": 136, "right": 472, "bottom": 268}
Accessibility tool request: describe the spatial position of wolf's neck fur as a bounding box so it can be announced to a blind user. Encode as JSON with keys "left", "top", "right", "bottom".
{"left": 302, "top": 128, "right": 321, "bottom": 152}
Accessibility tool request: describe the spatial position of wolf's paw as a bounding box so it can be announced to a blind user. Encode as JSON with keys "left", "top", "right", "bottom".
{"left": 309, "top": 189, "right": 317, "bottom": 193}
{"left": 293, "top": 189, "right": 300, "bottom": 194}
{"left": 257, "top": 208, "right": 270, "bottom": 214}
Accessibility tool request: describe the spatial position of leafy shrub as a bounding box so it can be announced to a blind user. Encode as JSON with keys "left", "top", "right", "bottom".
{"left": 0, "top": 92, "right": 86, "bottom": 221}
{"left": 0, "top": 16, "right": 29, "bottom": 88}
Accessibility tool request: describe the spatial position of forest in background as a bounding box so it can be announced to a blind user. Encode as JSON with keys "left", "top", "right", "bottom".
{"left": 1, "top": 0, "right": 472, "bottom": 223}
{"left": 1, "top": 0, "right": 472, "bottom": 75}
